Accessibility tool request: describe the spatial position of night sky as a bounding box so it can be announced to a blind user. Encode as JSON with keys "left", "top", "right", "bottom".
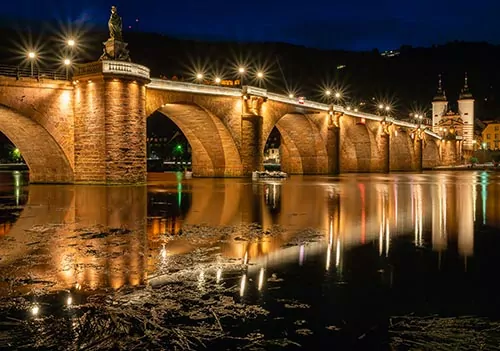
{"left": 0, "top": 0, "right": 498, "bottom": 51}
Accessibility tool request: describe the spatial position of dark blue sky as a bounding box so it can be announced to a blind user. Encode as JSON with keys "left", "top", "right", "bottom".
{"left": 1, "top": 0, "right": 498, "bottom": 51}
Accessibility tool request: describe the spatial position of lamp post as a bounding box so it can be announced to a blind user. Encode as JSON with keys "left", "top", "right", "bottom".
{"left": 63, "top": 58, "right": 71, "bottom": 80}
{"left": 238, "top": 67, "right": 245, "bottom": 87}
{"left": 28, "top": 52, "right": 36, "bottom": 77}
{"left": 196, "top": 73, "right": 203, "bottom": 83}
{"left": 256, "top": 71, "right": 264, "bottom": 87}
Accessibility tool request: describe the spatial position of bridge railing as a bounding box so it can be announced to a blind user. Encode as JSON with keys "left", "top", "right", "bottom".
{"left": 0, "top": 64, "right": 67, "bottom": 81}
{"left": 148, "top": 78, "right": 241, "bottom": 96}
{"left": 74, "top": 61, "right": 150, "bottom": 80}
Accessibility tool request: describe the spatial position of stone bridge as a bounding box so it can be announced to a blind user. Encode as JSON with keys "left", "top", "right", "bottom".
{"left": 0, "top": 61, "right": 461, "bottom": 184}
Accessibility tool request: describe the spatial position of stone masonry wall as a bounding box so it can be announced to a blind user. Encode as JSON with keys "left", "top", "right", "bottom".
{"left": 105, "top": 79, "right": 147, "bottom": 184}
{"left": 73, "top": 77, "right": 107, "bottom": 183}
{"left": 0, "top": 77, "right": 74, "bottom": 169}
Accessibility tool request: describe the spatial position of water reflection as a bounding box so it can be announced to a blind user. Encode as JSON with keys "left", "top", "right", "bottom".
{"left": 0, "top": 171, "right": 499, "bottom": 294}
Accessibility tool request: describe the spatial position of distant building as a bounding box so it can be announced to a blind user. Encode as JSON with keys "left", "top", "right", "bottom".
{"left": 264, "top": 148, "right": 280, "bottom": 164}
{"left": 432, "top": 74, "right": 474, "bottom": 151}
{"left": 380, "top": 50, "right": 400, "bottom": 58}
{"left": 481, "top": 121, "right": 500, "bottom": 150}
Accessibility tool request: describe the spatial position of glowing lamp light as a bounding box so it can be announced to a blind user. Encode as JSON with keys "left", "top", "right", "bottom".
{"left": 67, "top": 39, "right": 75, "bottom": 47}
{"left": 334, "top": 92, "right": 341, "bottom": 98}
{"left": 64, "top": 59, "right": 71, "bottom": 66}
{"left": 325, "top": 89, "right": 332, "bottom": 96}
{"left": 385, "top": 106, "right": 390, "bottom": 111}
{"left": 215, "top": 77, "right": 221, "bottom": 84}
{"left": 31, "top": 305, "right": 39, "bottom": 316}
{"left": 288, "top": 93, "right": 294, "bottom": 98}
{"left": 28, "top": 52, "right": 36, "bottom": 59}
{"left": 378, "top": 104, "right": 384, "bottom": 109}
{"left": 196, "top": 73, "right": 203, "bottom": 80}
{"left": 346, "top": 106, "right": 351, "bottom": 111}
{"left": 238, "top": 67, "right": 245, "bottom": 73}
{"left": 257, "top": 71, "right": 264, "bottom": 78}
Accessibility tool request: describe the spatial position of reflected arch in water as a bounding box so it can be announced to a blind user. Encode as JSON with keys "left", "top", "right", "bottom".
{"left": 0, "top": 105, "right": 73, "bottom": 183}
{"left": 153, "top": 103, "right": 243, "bottom": 177}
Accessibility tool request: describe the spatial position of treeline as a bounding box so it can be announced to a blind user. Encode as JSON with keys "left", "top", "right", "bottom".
{"left": 0, "top": 23, "right": 500, "bottom": 118}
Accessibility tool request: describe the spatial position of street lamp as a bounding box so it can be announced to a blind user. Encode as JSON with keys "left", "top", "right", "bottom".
{"left": 215, "top": 77, "right": 221, "bottom": 84}
{"left": 256, "top": 71, "right": 264, "bottom": 79}
{"left": 238, "top": 67, "right": 245, "bottom": 86}
{"left": 63, "top": 58, "right": 71, "bottom": 80}
{"left": 67, "top": 39, "right": 75, "bottom": 47}
{"left": 334, "top": 92, "right": 341, "bottom": 99}
{"left": 196, "top": 73, "right": 203, "bottom": 82}
{"left": 28, "top": 52, "right": 36, "bottom": 77}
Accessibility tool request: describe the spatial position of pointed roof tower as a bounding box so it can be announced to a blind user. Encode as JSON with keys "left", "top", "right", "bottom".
{"left": 459, "top": 72, "right": 473, "bottom": 100}
{"left": 433, "top": 74, "right": 447, "bottom": 101}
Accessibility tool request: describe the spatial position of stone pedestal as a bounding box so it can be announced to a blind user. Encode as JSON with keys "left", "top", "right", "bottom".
{"left": 73, "top": 61, "right": 150, "bottom": 184}
{"left": 100, "top": 39, "right": 131, "bottom": 62}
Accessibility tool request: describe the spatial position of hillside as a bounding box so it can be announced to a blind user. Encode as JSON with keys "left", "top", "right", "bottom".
{"left": 0, "top": 24, "right": 499, "bottom": 119}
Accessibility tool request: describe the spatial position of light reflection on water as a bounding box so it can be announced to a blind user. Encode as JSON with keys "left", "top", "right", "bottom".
{"left": 0, "top": 171, "right": 497, "bottom": 295}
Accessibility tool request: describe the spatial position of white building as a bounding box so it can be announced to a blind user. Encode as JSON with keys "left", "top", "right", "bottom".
{"left": 432, "top": 74, "right": 474, "bottom": 151}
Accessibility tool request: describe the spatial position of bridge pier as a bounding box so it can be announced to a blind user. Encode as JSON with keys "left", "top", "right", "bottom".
{"left": 327, "top": 113, "right": 341, "bottom": 174}
{"left": 73, "top": 61, "right": 151, "bottom": 184}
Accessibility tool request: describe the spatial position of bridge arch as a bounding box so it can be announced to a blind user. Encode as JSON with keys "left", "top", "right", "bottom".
{"left": 153, "top": 103, "right": 243, "bottom": 177}
{"left": 340, "top": 117, "right": 378, "bottom": 172}
{"left": 390, "top": 130, "right": 416, "bottom": 171}
{"left": 423, "top": 138, "right": 441, "bottom": 168}
{"left": 0, "top": 105, "right": 73, "bottom": 183}
{"left": 263, "top": 112, "right": 328, "bottom": 174}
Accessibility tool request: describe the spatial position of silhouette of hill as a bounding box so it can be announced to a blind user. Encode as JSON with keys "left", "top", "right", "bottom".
{"left": 1, "top": 24, "right": 499, "bottom": 119}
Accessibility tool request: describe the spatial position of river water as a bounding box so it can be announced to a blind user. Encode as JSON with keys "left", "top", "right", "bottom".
{"left": 0, "top": 170, "right": 499, "bottom": 349}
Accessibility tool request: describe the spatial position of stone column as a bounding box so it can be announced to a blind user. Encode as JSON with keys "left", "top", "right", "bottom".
{"left": 73, "top": 61, "right": 151, "bottom": 184}
{"left": 241, "top": 115, "right": 263, "bottom": 175}
{"left": 241, "top": 92, "right": 266, "bottom": 175}
{"left": 415, "top": 138, "right": 423, "bottom": 171}
{"left": 382, "top": 133, "right": 390, "bottom": 173}
{"left": 327, "top": 114, "right": 340, "bottom": 174}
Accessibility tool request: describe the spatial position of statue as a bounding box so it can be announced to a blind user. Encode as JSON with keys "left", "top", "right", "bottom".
{"left": 99, "top": 5, "right": 130, "bottom": 61}
{"left": 108, "top": 6, "right": 123, "bottom": 41}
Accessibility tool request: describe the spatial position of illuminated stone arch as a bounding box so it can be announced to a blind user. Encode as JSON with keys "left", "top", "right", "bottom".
{"left": 153, "top": 103, "right": 243, "bottom": 177}
{"left": 340, "top": 116, "right": 377, "bottom": 172}
{"left": 263, "top": 112, "right": 328, "bottom": 174}
{"left": 390, "top": 129, "right": 416, "bottom": 171}
{"left": 0, "top": 105, "right": 73, "bottom": 183}
{"left": 423, "top": 138, "right": 441, "bottom": 168}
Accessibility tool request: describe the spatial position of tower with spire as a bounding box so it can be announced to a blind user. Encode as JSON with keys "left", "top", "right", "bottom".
{"left": 432, "top": 74, "right": 448, "bottom": 134}
{"left": 458, "top": 72, "right": 474, "bottom": 150}
{"left": 431, "top": 73, "right": 474, "bottom": 152}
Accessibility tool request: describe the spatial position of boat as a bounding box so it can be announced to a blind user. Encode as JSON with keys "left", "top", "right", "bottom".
{"left": 252, "top": 170, "right": 288, "bottom": 180}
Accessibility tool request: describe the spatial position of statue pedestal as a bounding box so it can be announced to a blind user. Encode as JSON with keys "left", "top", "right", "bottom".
{"left": 99, "top": 38, "right": 131, "bottom": 62}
